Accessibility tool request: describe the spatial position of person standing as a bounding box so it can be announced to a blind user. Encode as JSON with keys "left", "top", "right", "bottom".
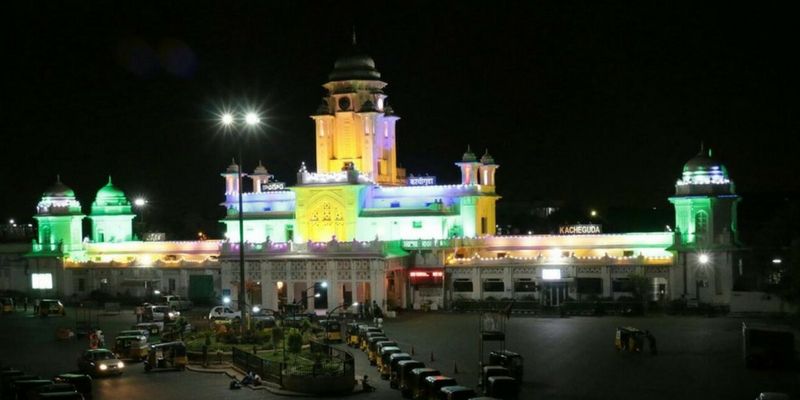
{"left": 23, "top": 297, "right": 28, "bottom": 312}
{"left": 135, "top": 305, "right": 144, "bottom": 323}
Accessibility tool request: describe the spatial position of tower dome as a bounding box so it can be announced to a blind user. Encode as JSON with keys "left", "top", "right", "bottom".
{"left": 253, "top": 161, "right": 268, "bottom": 176}
{"left": 328, "top": 35, "right": 382, "bottom": 82}
{"left": 43, "top": 175, "right": 75, "bottom": 198}
{"left": 92, "top": 176, "right": 132, "bottom": 212}
{"left": 480, "top": 149, "right": 495, "bottom": 165}
{"left": 676, "top": 146, "right": 734, "bottom": 196}
{"left": 226, "top": 158, "right": 239, "bottom": 173}
{"left": 462, "top": 145, "right": 478, "bottom": 162}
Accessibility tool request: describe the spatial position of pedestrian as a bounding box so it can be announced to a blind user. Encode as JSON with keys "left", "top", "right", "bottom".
{"left": 135, "top": 305, "right": 144, "bottom": 323}
{"left": 646, "top": 331, "right": 658, "bottom": 355}
{"left": 89, "top": 331, "right": 98, "bottom": 349}
{"left": 23, "top": 297, "right": 28, "bottom": 312}
{"left": 96, "top": 330, "right": 105, "bottom": 348}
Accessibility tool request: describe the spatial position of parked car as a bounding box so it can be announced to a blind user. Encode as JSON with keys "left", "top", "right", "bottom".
{"left": 207, "top": 306, "right": 241, "bottom": 320}
{"left": 77, "top": 349, "right": 124, "bottom": 376}
{"left": 38, "top": 299, "right": 66, "bottom": 317}
{"left": 144, "top": 305, "right": 179, "bottom": 322}
{"left": 160, "top": 295, "right": 192, "bottom": 311}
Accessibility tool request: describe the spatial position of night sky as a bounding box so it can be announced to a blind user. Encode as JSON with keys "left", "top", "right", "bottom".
{"left": 4, "top": 2, "right": 798, "bottom": 238}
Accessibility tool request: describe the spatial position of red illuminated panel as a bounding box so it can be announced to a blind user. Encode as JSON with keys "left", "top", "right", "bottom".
{"left": 409, "top": 269, "right": 444, "bottom": 285}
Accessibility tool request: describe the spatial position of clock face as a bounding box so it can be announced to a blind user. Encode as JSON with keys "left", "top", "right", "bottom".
{"left": 338, "top": 97, "right": 351, "bottom": 111}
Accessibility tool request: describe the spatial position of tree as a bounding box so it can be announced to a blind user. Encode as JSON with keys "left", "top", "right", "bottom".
{"left": 286, "top": 328, "right": 302, "bottom": 354}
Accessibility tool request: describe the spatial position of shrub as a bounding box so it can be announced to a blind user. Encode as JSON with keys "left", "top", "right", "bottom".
{"left": 286, "top": 328, "right": 302, "bottom": 354}
{"left": 300, "top": 319, "right": 312, "bottom": 333}
{"left": 271, "top": 326, "right": 284, "bottom": 349}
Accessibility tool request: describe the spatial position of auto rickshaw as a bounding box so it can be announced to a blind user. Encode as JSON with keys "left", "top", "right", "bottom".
{"left": 395, "top": 359, "right": 425, "bottom": 391}
{"left": 114, "top": 335, "right": 149, "bottom": 361}
{"left": 386, "top": 352, "right": 411, "bottom": 381}
{"left": 370, "top": 339, "right": 397, "bottom": 365}
{"left": 321, "top": 320, "right": 342, "bottom": 343}
{"left": 615, "top": 326, "right": 644, "bottom": 353}
{"left": 346, "top": 323, "right": 363, "bottom": 347}
{"left": 134, "top": 322, "right": 164, "bottom": 336}
{"left": 488, "top": 350, "right": 523, "bottom": 381}
{"left": 144, "top": 341, "right": 187, "bottom": 372}
{"left": 1, "top": 297, "right": 14, "bottom": 313}
{"left": 360, "top": 327, "right": 384, "bottom": 351}
{"left": 480, "top": 365, "right": 510, "bottom": 389}
{"left": 439, "top": 385, "right": 477, "bottom": 400}
{"left": 53, "top": 374, "right": 92, "bottom": 399}
{"left": 406, "top": 368, "right": 440, "bottom": 399}
{"left": 486, "top": 376, "right": 519, "bottom": 399}
{"left": 378, "top": 346, "right": 402, "bottom": 377}
{"left": 419, "top": 375, "right": 457, "bottom": 400}
{"left": 38, "top": 299, "right": 66, "bottom": 317}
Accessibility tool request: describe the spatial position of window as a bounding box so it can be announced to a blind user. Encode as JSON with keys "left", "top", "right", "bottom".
{"left": 695, "top": 211, "right": 708, "bottom": 236}
{"left": 483, "top": 280, "right": 504, "bottom": 292}
{"left": 453, "top": 279, "right": 473, "bottom": 292}
{"left": 481, "top": 217, "right": 487, "bottom": 234}
{"left": 576, "top": 278, "right": 602, "bottom": 294}
{"left": 412, "top": 221, "right": 422, "bottom": 229}
{"left": 612, "top": 278, "right": 631, "bottom": 292}
{"left": 514, "top": 280, "right": 536, "bottom": 292}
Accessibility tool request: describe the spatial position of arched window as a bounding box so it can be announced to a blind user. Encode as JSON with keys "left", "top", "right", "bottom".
{"left": 695, "top": 211, "right": 708, "bottom": 236}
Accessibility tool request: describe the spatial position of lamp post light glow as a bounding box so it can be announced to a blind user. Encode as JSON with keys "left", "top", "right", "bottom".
{"left": 590, "top": 210, "right": 598, "bottom": 217}
{"left": 698, "top": 254, "right": 710, "bottom": 265}
{"left": 219, "top": 108, "right": 263, "bottom": 332}
{"left": 134, "top": 198, "right": 147, "bottom": 207}
{"left": 772, "top": 258, "right": 782, "bottom": 265}
{"left": 222, "top": 296, "right": 231, "bottom": 305}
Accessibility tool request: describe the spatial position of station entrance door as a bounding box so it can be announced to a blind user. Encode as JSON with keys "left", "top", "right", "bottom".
{"left": 540, "top": 282, "right": 568, "bottom": 307}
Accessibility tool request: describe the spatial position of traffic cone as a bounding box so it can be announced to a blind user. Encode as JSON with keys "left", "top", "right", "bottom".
{"left": 453, "top": 361, "right": 459, "bottom": 374}
{"left": 430, "top": 352, "right": 435, "bottom": 362}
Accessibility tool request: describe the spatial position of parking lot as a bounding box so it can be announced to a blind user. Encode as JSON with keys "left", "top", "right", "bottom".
{"left": 2, "top": 306, "right": 799, "bottom": 400}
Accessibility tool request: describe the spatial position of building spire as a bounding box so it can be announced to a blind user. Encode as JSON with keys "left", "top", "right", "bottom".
{"left": 56, "top": 174, "right": 61, "bottom": 184}
{"left": 352, "top": 26, "right": 357, "bottom": 46}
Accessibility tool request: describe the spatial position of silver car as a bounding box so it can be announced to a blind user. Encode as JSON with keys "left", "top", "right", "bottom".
{"left": 77, "top": 349, "right": 125, "bottom": 376}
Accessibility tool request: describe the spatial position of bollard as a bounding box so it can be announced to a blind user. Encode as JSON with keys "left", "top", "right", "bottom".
{"left": 453, "top": 361, "right": 458, "bottom": 374}
{"left": 430, "top": 351, "right": 435, "bottom": 362}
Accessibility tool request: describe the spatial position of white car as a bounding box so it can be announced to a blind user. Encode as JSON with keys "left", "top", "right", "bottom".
{"left": 208, "top": 306, "right": 241, "bottom": 320}
{"left": 145, "top": 305, "right": 180, "bottom": 322}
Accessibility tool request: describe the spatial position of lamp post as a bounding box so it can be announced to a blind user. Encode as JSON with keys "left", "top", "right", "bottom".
{"left": 220, "top": 110, "right": 262, "bottom": 332}
{"left": 134, "top": 198, "right": 147, "bottom": 239}
{"left": 326, "top": 302, "right": 358, "bottom": 320}
{"left": 696, "top": 253, "right": 710, "bottom": 303}
{"left": 294, "top": 281, "right": 328, "bottom": 311}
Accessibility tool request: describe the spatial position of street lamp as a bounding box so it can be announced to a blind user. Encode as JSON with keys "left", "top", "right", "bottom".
{"left": 133, "top": 198, "right": 147, "bottom": 238}
{"left": 326, "top": 301, "right": 358, "bottom": 319}
{"left": 696, "top": 253, "right": 710, "bottom": 303}
{"left": 220, "top": 109, "right": 262, "bottom": 332}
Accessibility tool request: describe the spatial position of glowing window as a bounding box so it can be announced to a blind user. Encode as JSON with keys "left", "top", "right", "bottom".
{"left": 32, "top": 273, "right": 53, "bottom": 289}
{"left": 542, "top": 269, "right": 562, "bottom": 280}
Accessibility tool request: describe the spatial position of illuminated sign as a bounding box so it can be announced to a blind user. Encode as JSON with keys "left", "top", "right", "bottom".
{"left": 542, "top": 269, "right": 562, "bottom": 280}
{"left": 558, "top": 224, "right": 601, "bottom": 235}
{"left": 409, "top": 269, "right": 444, "bottom": 285}
{"left": 261, "top": 182, "right": 286, "bottom": 191}
{"left": 32, "top": 273, "right": 53, "bottom": 289}
{"left": 408, "top": 175, "right": 437, "bottom": 186}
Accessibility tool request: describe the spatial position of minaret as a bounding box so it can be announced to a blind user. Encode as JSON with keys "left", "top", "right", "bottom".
{"left": 455, "top": 146, "right": 481, "bottom": 185}
{"left": 33, "top": 175, "right": 85, "bottom": 255}
{"left": 668, "top": 145, "right": 740, "bottom": 305}
{"left": 311, "top": 39, "right": 403, "bottom": 184}
{"left": 478, "top": 149, "right": 499, "bottom": 189}
{"left": 221, "top": 158, "right": 243, "bottom": 194}
{"left": 250, "top": 161, "right": 269, "bottom": 193}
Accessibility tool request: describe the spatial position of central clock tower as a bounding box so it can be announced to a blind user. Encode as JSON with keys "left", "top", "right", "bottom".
{"left": 311, "top": 44, "right": 404, "bottom": 185}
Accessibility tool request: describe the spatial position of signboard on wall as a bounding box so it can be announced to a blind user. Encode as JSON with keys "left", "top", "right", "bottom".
{"left": 408, "top": 175, "right": 437, "bottom": 186}
{"left": 409, "top": 269, "right": 443, "bottom": 286}
{"left": 32, "top": 273, "right": 53, "bottom": 289}
{"left": 558, "top": 224, "right": 602, "bottom": 235}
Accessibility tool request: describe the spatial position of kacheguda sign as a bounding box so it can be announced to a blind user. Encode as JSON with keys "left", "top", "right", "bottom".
{"left": 558, "top": 224, "right": 602, "bottom": 234}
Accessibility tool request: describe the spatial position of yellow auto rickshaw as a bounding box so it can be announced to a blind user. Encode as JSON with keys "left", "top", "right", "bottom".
{"left": 114, "top": 335, "right": 149, "bottom": 361}
{"left": 321, "top": 320, "right": 342, "bottom": 343}
{"left": 144, "top": 341, "right": 187, "bottom": 372}
{"left": 615, "top": 326, "right": 644, "bottom": 352}
{"left": 347, "top": 323, "right": 363, "bottom": 347}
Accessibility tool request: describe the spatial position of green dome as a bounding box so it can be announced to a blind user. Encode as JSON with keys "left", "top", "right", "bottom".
{"left": 43, "top": 175, "right": 75, "bottom": 198}
{"left": 91, "top": 176, "right": 132, "bottom": 215}
{"left": 96, "top": 177, "right": 127, "bottom": 199}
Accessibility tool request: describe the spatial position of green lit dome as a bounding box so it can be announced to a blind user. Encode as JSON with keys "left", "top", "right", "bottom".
{"left": 91, "top": 177, "right": 132, "bottom": 214}
{"left": 43, "top": 176, "right": 75, "bottom": 198}
{"left": 96, "top": 177, "right": 126, "bottom": 199}
{"left": 462, "top": 145, "right": 477, "bottom": 162}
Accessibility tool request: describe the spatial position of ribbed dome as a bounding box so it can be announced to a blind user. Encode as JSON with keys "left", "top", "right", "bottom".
{"left": 480, "top": 149, "right": 495, "bottom": 165}
{"left": 96, "top": 177, "right": 126, "bottom": 200}
{"left": 226, "top": 158, "right": 239, "bottom": 173}
{"left": 683, "top": 150, "right": 725, "bottom": 173}
{"left": 43, "top": 176, "right": 75, "bottom": 198}
{"left": 328, "top": 51, "right": 382, "bottom": 81}
{"left": 462, "top": 145, "right": 477, "bottom": 162}
{"left": 253, "top": 161, "right": 268, "bottom": 175}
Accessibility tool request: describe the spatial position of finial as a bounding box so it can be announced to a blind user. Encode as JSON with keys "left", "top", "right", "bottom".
{"left": 699, "top": 141, "right": 704, "bottom": 155}
{"left": 708, "top": 148, "right": 712, "bottom": 157}
{"left": 107, "top": 175, "right": 112, "bottom": 185}
{"left": 258, "top": 160, "right": 264, "bottom": 167}
{"left": 231, "top": 157, "right": 236, "bottom": 165}
{"left": 484, "top": 148, "right": 490, "bottom": 156}
{"left": 352, "top": 26, "right": 357, "bottom": 46}
{"left": 56, "top": 174, "right": 61, "bottom": 183}
{"left": 466, "top": 144, "right": 472, "bottom": 152}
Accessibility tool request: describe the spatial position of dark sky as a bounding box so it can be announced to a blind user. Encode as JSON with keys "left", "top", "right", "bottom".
{"left": 4, "top": 1, "right": 798, "bottom": 238}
